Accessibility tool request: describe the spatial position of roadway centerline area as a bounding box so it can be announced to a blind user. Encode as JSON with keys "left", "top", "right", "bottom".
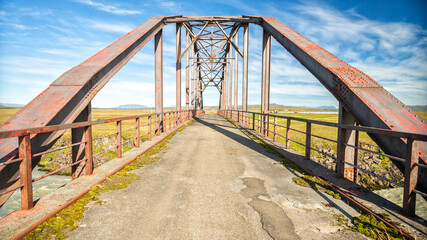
{"left": 68, "top": 114, "right": 365, "bottom": 240}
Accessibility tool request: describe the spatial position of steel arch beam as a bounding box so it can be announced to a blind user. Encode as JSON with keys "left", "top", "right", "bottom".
{"left": 257, "top": 16, "right": 427, "bottom": 194}
{"left": 0, "top": 16, "right": 180, "bottom": 206}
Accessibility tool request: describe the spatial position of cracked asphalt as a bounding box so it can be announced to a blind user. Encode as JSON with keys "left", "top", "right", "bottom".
{"left": 68, "top": 114, "right": 366, "bottom": 240}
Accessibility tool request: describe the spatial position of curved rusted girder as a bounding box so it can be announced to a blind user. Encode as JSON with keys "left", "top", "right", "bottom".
{"left": 256, "top": 16, "right": 427, "bottom": 193}
{"left": 0, "top": 16, "right": 180, "bottom": 206}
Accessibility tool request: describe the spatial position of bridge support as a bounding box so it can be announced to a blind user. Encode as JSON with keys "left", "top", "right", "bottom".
{"left": 186, "top": 30, "right": 190, "bottom": 110}
{"left": 228, "top": 51, "right": 232, "bottom": 110}
{"left": 155, "top": 29, "right": 163, "bottom": 135}
{"left": 234, "top": 33, "right": 239, "bottom": 110}
{"left": 261, "top": 29, "right": 271, "bottom": 136}
{"left": 336, "top": 104, "right": 357, "bottom": 179}
{"left": 176, "top": 23, "right": 182, "bottom": 121}
{"left": 71, "top": 103, "right": 92, "bottom": 179}
{"left": 242, "top": 23, "right": 249, "bottom": 124}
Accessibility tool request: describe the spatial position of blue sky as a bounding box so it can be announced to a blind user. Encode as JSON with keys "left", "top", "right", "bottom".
{"left": 0, "top": 0, "right": 426, "bottom": 108}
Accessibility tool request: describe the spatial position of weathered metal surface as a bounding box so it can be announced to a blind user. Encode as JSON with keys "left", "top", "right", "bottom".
{"left": 176, "top": 23, "right": 182, "bottom": 112}
{"left": 0, "top": 16, "right": 172, "bottom": 206}
{"left": 155, "top": 29, "right": 164, "bottom": 135}
{"left": 258, "top": 16, "right": 427, "bottom": 194}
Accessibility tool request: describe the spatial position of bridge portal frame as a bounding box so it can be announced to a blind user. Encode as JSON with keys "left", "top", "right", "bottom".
{"left": 0, "top": 15, "right": 426, "bottom": 216}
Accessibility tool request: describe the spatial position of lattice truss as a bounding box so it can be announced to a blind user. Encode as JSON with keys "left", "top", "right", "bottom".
{"left": 182, "top": 20, "right": 241, "bottom": 95}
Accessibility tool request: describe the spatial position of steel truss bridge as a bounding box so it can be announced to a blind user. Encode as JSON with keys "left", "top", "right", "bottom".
{"left": 0, "top": 15, "right": 426, "bottom": 222}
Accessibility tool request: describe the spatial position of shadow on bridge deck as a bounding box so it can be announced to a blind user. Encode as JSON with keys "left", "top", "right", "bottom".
{"left": 66, "top": 113, "right": 365, "bottom": 240}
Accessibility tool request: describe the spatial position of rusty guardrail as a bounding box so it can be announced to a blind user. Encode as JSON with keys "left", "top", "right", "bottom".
{"left": 220, "top": 110, "right": 427, "bottom": 217}
{"left": 0, "top": 109, "right": 201, "bottom": 213}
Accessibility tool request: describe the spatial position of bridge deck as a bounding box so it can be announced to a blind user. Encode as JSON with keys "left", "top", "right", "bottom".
{"left": 68, "top": 114, "right": 363, "bottom": 239}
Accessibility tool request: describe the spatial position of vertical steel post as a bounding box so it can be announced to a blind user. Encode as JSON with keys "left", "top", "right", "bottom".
{"left": 186, "top": 30, "right": 190, "bottom": 110}
{"left": 252, "top": 112, "right": 255, "bottom": 130}
{"left": 117, "top": 120, "right": 122, "bottom": 158}
{"left": 274, "top": 116, "right": 277, "bottom": 142}
{"left": 336, "top": 104, "right": 357, "bottom": 179}
{"left": 261, "top": 30, "right": 271, "bottom": 137}
{"left": 71, "top": 103, "right": 91, "bottom": 179}
{"left": 191, "top": 42, "right": 195, "bottom": 110}
{"left": 176, "top": 23, "right": 182, "bottom": 120}
{"left": 353, "top": 130, "right": 359, "bottom": 183}
{"left": 135, "top": 118, "right": 140, "bottom": 148}
{"left": 242, "top": 23, "right": 249, "bottom": 124}
{"left": 305, "top": 122, "right": 311, "bottom": 160}
{"left": 148, "top": 116, "right": 152, "bottom": 141}
{"left": 224, "top": 56, "right": 229, "bottom": 110}
{"left": 229, "top": 51, "right": 233, "bottom": 111}
{"left": 234, "top": 32, "right": 239, "bottom": 110}
{"left": 403, "top": 138, "right": 419, "bottom": 216}
{"left": 84, "top": 124, "right": 93, "bottom": 175}
{"left": 286, "top": 119, "right": 291, "bottom": 149}
{"left": 19, "top": 134, "right": 33, "bottom": 210}
{"left": 155, "top": 29, "right": 163, "bottom": 134}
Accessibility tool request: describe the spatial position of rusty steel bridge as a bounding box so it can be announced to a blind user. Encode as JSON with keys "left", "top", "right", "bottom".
{"left": 0, "top": 15, "right": 426, "bottom": 238}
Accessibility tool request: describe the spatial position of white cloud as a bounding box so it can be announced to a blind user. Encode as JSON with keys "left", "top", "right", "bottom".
{"left": 74, "top": 0, "right": 141, "bottom": 15}
{"left": 89, "top": 21, "right": 134, "bottom": 34}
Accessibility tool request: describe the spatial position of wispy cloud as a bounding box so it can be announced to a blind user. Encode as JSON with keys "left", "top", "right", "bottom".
{"left": 0, "top": 23, "right": 38, "bottom": 30}
{"left": 74, "top": 0, "right": 141, "bottom": 15}
{"left": 89, "top": 21, "right": 134, "bottom": 34}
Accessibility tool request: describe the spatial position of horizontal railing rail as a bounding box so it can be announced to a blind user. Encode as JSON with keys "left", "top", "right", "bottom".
{"left": 0, "top": 109, "right": 202, "bottom": 213}
{"left": 220, "top": 109, "right": 427, "bottom": 217}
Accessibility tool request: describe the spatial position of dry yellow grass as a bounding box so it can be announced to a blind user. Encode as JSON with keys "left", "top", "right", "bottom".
{"left": 0, "top": 107, "right": 187, "bottom": 141}
{"left": 1, "top": 107, "right": 426, "bottom": 150}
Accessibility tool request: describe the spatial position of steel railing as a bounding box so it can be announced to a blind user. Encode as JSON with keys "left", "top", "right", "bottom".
{"left": 219, "top": 109, "right": 427, "bottom": 216}
{"left": 0, "top": 109, "right": 203, "bottom": 211}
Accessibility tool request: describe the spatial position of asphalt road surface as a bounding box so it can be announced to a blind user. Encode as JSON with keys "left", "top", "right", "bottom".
{"left": 69, "top": 114, "right": 365, "bottom": 240}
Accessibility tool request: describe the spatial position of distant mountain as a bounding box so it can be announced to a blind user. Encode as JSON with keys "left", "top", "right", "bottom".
{"left": 0, "top": 102, "right": 24, "bottom": 107}
{"left": 408, "top": 105, "right": 427, "bottom": 111}
{"left": 114, "top": 104, "right": 151, "bottom": 109}
{"left": 315, "top": 106, "right": 338, "bottom": 111}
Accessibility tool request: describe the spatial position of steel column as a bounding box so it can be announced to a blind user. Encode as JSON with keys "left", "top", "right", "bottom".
{"left": 176, "top": 23, "right": 182, "bottom": 115}
{"left": 18, "top": 134, "right": 33, "bottom": 210}
{"left": 234, "top": 33, "right": 239, "bottom": 110}
{"left": 336, "top": 104, "right": 357, "bottom": 179}
{"left": 261, "top": 30, "right": 271, "bottom": 136}
{"left": 242, "top": 23, "right": 249, "bottom": 113}
{"left": 71, "top": 103, "right": 91, "bottom": 179}
{"left": 186, "top": 30, "right": 190, "bottom": 110}
{"left": 228, "top": 51, "right": 233, "bottom": 110}
{"left": 403, "top": 138, "right": 419, "bottom": 216}
{"left": 155, "top": 29, "right": 163, "bottom": 134}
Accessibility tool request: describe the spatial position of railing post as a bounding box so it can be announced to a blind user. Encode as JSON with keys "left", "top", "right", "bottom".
{"left": 19, "top": 134, "right": 33, "bottom": 210}
{"left": 135, "top": 118, "right": 140, "bottom": 148}
{"left": 258, "top": 114, "right": 261, "bottom": 133}
{"left": 286, "top": 119, "right": 291, "bottom": 149}
{"left": 353, "top": 130, "right": 359, "bottom": 183}
{"left": 403, "top": 138, "right": 419, "bottom": 216}
{"left": 252, "top": 113, "right": 255, "bottom": 130}
{"left": 305, "top": 122, "right": 311, "bottom": 160}
{"left": 273, "top": 116, "right": 277, "bottom": 142}
{"left": 237, "top": 111, "right": 240, "bottom": 123}
{"left": 148, "top": 116, "right": 152, "bottom": 141}
{"left": 84, "top": 124, "right": 93, "bottom": 175}
{"left": 169, "top": 112, "right": 172, "bottom": 129}
{"left": 117, "top": 120, "right": 122, "bottom": 158}
{"left": 265, "top": 114, "right": 269, "bottom": 137}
